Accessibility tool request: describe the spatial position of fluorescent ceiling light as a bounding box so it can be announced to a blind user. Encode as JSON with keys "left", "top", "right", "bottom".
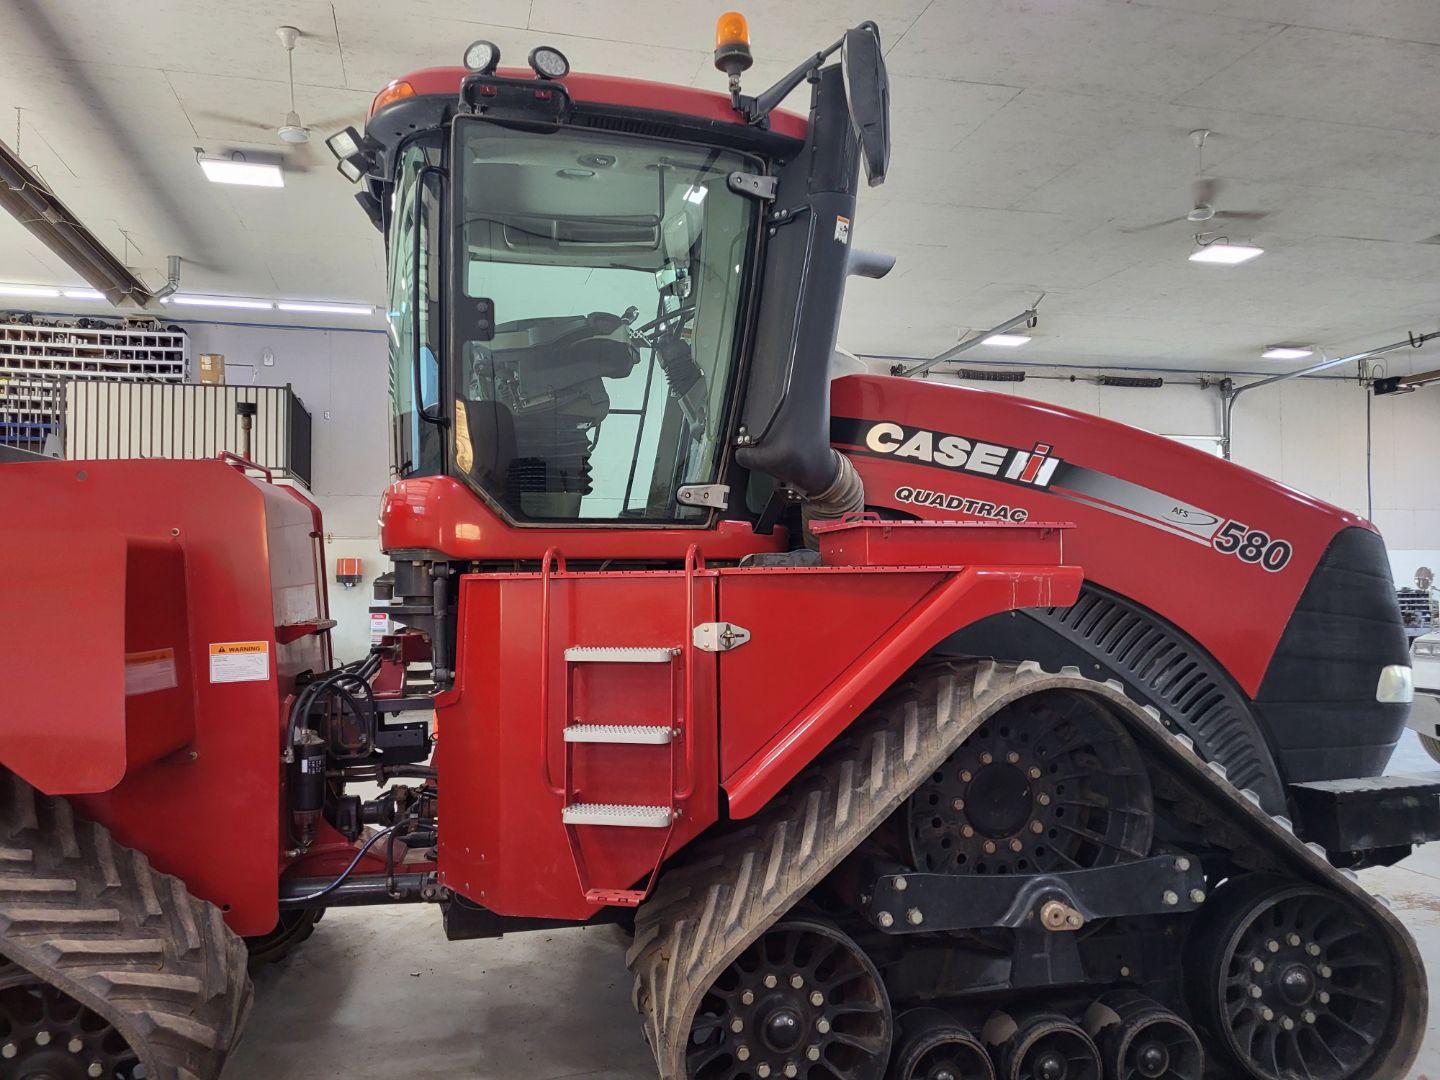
{"left": 981, "top": 333, "right": 1031, "bottom": 347}
{"left": 62, "top": 287, "right": 106, "bottom": 300}
{"left": 198, "top": 155, "right": 284, "bottom": 188}
{"left": 277, "top": 300, "right": 375, "bottom": 316}
{"left": 1261, "top": 345, "right": 1314, "bottom": 361}
{"left": 162, "top": 293, "right": 274, "bottom": 310}
{"left": 1189, "top": 242, "right": 1264, "bottom": 265}
{"left": 0, "top": 283, "right": 61, "bottom": 298}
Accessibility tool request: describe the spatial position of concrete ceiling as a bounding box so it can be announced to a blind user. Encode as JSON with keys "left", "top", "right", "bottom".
{"left": 3, "top": 0, "right": 1440, "bottom": 373}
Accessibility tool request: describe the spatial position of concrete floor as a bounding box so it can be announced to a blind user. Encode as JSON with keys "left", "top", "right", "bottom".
{"left": 229, "top": 732, "right": 1440, "bottom": 1079}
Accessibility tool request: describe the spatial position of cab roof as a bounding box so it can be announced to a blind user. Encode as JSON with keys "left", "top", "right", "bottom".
{"left": 370, "top": 66, "right": 809, "bottom": 143}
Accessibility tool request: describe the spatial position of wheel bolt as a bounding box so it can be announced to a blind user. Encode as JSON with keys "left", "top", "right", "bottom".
{"left": 1319, "top": 992, "right": 1330, "bottom": 1005}
{"left": 1319, "top": 965, "right": 1333, "bottom": 979}
{"left": 1303, "top": 1010, "right": 1317, "bottom": 1025}
{"left": 35, "top": 1032, "right": 51, "bottom": 1047}
{"left": 1261, "top": 1007, "right": 1275, "bottom": 1022}
{"left": 1267, "top": 939, "right": 1280, "bottom": 953}
{"left": 907, "top": 907, "right": 925, "bottom": 926}
{"left": 1007, "top": 751, "right": 1021, "bottom": 764}
{"left": 962, "top": 825, "right": 976, "bottom": 838}
{"left": 742, "top": 990, "right": 755, "bottom": 1006}
{"left": 1307, "top": 943, "right": 1321, "bottom": 957}
{"left": 737, "top": 1046, "right": 751, "bottom": 1062}
{"left": 893, "top": 876, "right": 908, "bottom": 892}
{"left": 952, "top": 799, "right": 965, "bottom": 812}
{"left": 1037, "top": 793, "right": 1051, "bottom": 806}
{"left": 1162, "top": 890, "right": 1179, "bottom": 906}
{"left": 1009, "top": 839, "right": 1023, "bottom": 852}
{"left": 757, "top": 1064, "right": 771, "bottom": 1078}
{"left": 1282, "top": 1018, "right": 1295, "bottom": 1031}
{"left": 877, "top": 911, "right": 895, "bottom": 928}
{"left": 790, "top": 974, "right": 804, "bottom": 989}
{"left": 68, "top": 1037, "right": 83, "bottom": 1053}
{"left": 764, "top": 974, "right": 778, "bottom": 989}
{"left": 817, "top": 1018, "right": 832, "bottom": 1034}
{"left": 1, "top": 1044, "right": 16, "bottom": 1060}
{"left": 1029, "top": 767, "right": 1042, "bottom": 780}
{"left": 1251, "top": 959, "right": 1265, "bottom": 973}
{"left": 785, "top": 1064, "right": 799, "bottom": 1077}
{"left": 961, "top": 770, "right": 973, "bottom": 783}
{"left": 807, "top": 1046, "right": 821, "bottom": 1062}
{"left": 981, "top": 753, "right": 994, "bottom": 765}
{"left": 1030, "top": 820, "right": 1044, "bottom": 834}
{"left": 731, "top": 1018, "right": 744, "bottom": 1033}
{"left": 810, "top": 991, "right": 824, "bottom": 1007}
{"left": 1175, "top": 857, "right": 1191, "bottom": 872}
{"left": 1190, "top": 889, "right": 1207, "bottom": 904}
{"left": 983, "top": 841, "right": 997, "bottom": 854}
{"left": 88, "top": 1065, "right": 104, "bottom": 1079}
{"left": 1287, "top": 933, "right": 1302, "bottom": 947}
{"left": 1249, "top": 985, "right": 1264, "bottom": 999}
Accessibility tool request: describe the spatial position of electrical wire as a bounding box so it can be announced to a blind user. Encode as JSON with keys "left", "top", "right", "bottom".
{"left": 278, "top": 824, "right": 402, "bottom": 906}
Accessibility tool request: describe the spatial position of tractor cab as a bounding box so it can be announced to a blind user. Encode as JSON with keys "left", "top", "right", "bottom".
{"left": 328, "top": 17, "right": 891, "bottom": 549}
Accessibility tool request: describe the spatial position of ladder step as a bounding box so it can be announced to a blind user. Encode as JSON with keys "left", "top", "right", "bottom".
{"left": 564, "top": 724, "right": 674, "bottom": 745}
{"left": 562, "top": 804, "right": 673, "bottom": 828}
{"left": 564, "top": 646, "right": 676, "bottom": 664}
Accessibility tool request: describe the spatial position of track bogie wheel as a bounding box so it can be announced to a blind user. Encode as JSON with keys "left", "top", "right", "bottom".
{"left": 891, "top": 1007, "right": 996, "bottom": 1080}
{"left": 686, "top": 918, "right": 892, "bottom": 1080}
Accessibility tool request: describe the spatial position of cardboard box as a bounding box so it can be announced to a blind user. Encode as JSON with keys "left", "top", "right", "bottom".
{"left": 198, "top": 354, "right": 225, "bottom": 385}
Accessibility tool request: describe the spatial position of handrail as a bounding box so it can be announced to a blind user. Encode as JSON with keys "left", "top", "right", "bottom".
{"left": 217, "top": 450, "right": 274, "bottom": 483}
{"left": 675, "top": 545, "right": 705, "bottom": 801}
{"left": 539, "top": 547, "right": 567, "bottom": 796}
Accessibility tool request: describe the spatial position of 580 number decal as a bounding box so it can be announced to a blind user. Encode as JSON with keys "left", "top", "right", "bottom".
{"left": 1212, "top": 520, "right": 1293, "bottom": 572}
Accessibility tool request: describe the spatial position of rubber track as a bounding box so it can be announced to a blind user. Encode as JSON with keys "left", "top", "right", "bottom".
{"left": 626, "top": 660, "right": 1427, "bottom": 1080}
{"left": 0, "top": 770, "right": 252, "bottom": 1080}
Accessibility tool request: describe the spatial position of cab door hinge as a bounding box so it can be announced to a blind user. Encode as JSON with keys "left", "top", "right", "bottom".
{"left": 677, "top": 484, "right": 729, "bottom": 510}
{"left": 727, "top": 172, "right": 778, "bottom": 201}
{"left": 693, "top": 622, "right": 751, "bottom": 653}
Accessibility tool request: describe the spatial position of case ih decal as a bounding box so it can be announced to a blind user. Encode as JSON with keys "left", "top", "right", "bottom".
{"left": 834, "top": 416, "right": 1295, "bottom": 572}
{"left": 832, "top": 418, "right": 1063, "bottom": 488}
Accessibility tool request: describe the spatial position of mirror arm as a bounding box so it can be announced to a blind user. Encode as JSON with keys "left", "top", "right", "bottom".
{"left": 737, "top": 38, "right": 842, "bottom": 125}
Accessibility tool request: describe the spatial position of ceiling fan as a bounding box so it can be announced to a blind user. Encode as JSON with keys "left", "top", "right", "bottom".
{"left": 192, "top": 26, "right": 358, "bottom": 162}
{"left": 1122, "top": 129, "right": 1269, "bottom": 232}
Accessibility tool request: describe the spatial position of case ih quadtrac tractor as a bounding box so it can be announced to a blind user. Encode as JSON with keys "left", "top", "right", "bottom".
{"left": 2, "top": 15, "right": 1437, "bottom": 1080}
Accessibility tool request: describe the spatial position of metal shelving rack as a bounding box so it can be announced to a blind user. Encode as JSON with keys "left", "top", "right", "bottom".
{"left": 0, "top": 316, "right": 188, "bottom": 449}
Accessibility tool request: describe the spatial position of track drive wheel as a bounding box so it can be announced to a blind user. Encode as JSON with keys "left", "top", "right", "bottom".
{"left": 686, "top": 918, "right": 891, "bottom": 1080}
{"left": 1187, "top": 874, "right": 1399, "bottom": 1080}
{"left": 906, "top": 690, "right": 1152, "bottom": 876}
{"left": 891, "top": 1008, "right": 995, "bottom": 1080}
{"left": 0, "top": 770, "right": 252, "bottom": 1079}
{"left": 245, "top": 908, "right": 324, "bottom": 969}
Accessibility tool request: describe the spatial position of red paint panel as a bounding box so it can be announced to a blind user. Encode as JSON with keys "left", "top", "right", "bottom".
{"left": 832, "top": 375, "right": 1362, "bottom": 694}
{"left": 0, "top": 459, "right": 328, "bottom": 935}
{"left": 439, "top": 570, "right": 718, "bottom": 919}
{"left": 379, "top": 66, "right": 809, "bottom": 141}
{"left": 380, "top": 475, "right": 786, "bottom": 563}
{"left": 719, "top": 565, "right": 1083, "bottom": 818}
{"left": 814, "top": 518, "right": 1071, "bottom": 567}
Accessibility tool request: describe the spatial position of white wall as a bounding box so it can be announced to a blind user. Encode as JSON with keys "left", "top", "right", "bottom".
{"left": 176, "top": 319, "right": 389, "bottom": 661}
{"left": 925, "top": 367, "right": 1440, "bottom": 585}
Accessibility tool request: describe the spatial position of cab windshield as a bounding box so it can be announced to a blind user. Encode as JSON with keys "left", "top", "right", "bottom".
{"left": 450, "top": 121, "right": 758, "bottom": 523}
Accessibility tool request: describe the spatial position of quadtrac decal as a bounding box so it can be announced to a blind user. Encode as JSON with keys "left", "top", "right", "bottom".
{"left": 832, "top": 416, "right": 1296, "bottom": 573}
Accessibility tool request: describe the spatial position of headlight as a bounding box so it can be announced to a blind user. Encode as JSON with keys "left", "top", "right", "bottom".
{"left": 464, "top": 39, "right": 501, "bottom": 75}
{"left": 529, "top": 45, "right": 571, "bottom": 80}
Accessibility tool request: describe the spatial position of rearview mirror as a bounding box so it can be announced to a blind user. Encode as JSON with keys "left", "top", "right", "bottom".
{"left": 841, "top": 24, "right": 891, "bottom": 187}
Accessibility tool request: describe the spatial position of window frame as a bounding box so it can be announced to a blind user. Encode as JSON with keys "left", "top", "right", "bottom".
{"left": 444, "top": 114, "right": 767, "bottom": 531}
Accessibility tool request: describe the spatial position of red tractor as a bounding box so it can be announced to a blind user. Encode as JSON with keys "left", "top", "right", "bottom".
{"left": 1, "top": 15, "right": 1435, "bottom": 1080}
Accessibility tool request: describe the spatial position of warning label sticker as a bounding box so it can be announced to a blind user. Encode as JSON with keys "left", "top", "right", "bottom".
{"left": 125, "top": 648, "right": 178, "bottom": 697}
{"left": 834, "top": 215, "right": 851, "bottom": 244}
{"left": 209, "top": 641, "right": 270, "bottom": 684}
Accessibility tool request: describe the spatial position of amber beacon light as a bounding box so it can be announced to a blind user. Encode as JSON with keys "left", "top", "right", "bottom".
{"left": 714, "top": 11, "right": 753, "bottom": 76}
